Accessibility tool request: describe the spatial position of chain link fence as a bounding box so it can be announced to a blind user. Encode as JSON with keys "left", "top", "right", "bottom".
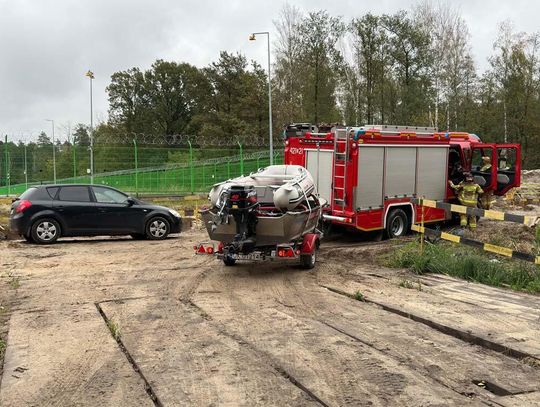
{"left": 0, "top": 135, "right": 284, "bottom": 196}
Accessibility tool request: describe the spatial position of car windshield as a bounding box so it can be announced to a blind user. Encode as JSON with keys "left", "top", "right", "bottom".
{"left": 93, "top": 186, "right": 129, "bottom": 204}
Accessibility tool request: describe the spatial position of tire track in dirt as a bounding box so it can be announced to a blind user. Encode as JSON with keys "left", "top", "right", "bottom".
{"left": 192, "top": 263, "right": 474, "bottom": 406}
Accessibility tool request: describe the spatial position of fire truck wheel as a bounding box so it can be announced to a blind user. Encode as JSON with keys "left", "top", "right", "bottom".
{"left": 300, "top": 250, "right": 317, "bottom": 269}
{"left": 386, "top": 208, "right": 409, "bottom": 238}
{"left": 223, "top": 255, "right": 236, "bottom": 266}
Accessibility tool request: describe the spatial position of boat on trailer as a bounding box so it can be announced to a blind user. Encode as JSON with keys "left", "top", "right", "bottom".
{"left": 197, "top": 165, "right": 324, "bottom": 268}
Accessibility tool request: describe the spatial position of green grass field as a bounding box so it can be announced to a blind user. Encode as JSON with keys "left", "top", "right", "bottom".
{"left": 0, "top": 150, "right": 283, "bottom": 196}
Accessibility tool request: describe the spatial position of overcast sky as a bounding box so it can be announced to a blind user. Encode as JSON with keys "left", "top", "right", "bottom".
{"left": 1, "top": 0, "right": 537, "bottom": 141}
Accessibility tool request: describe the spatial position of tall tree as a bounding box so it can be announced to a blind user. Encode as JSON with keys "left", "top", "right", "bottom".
{"left": 299, "top": 11, "right": 345, "bottom": 123}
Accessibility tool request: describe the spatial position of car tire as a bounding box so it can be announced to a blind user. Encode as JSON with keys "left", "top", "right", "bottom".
{"left": 31, "top": 218, "right": 61, "bottom": 244}
{"left": 300, "top": 250, "right": 317, "bottom": 269}
{"left": 145, "top": 216, "right": 170, "bottom": 240}
{"left": 386, "top": 208, "right": 409, "bottom": 239}
{"left": 223, "top": 255, "right": 236, "bottom": 266}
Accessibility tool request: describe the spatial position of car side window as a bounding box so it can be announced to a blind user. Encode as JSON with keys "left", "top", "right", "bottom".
{"left": 46, "top": 187, "right": 59, "bottom": 199}
{"left": 92, "top": 187, "right": 128, "bottom": 204}
{"left": 58, "top": 186, "right": 91, "bottom": 202}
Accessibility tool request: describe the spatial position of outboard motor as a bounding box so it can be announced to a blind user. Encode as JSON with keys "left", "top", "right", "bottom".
{"left": 218, "top": 185, "right": 258, "bottom": 254}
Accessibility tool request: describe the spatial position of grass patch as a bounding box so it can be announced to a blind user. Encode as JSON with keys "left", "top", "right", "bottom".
{"left": 5, "top": 271, "right": 20, "bottom": 289}
{"left": 398, "top": 278, "right": 422, "bottom": 291}
{"left": 353, "top": 290, "right": 365, "bottom": 301}
{"left": 0, "top": 338, "right": 6, "bottom": 359}
{"left": 107, "top": 320, "right": 121, "bottom": 340}
{"left": 383, "top": 242, "right": 540, "bottom": 293}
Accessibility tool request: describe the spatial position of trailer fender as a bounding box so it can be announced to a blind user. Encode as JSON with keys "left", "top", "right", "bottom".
{"left": 301, "top": 233, "right": 320, "bottom": 254}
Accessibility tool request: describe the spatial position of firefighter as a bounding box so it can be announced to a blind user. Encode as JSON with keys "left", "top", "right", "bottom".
{"left": 480, "top": 156, "right": 492, "bottom": 172}
{"left": 448, "top": 172, "right": 483, "bottom": 229}
{"left": 479, "top": 156, "right": 494, "bottom": 209}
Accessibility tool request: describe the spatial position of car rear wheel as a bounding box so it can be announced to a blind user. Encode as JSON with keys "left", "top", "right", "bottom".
{"left": 386, "top": 208, "right": 409, "bottom": 239}
{"left": 31, "top": 218, "right": 61, "bottom": 244}
{"left": 145, "top": 217, "right": 170, "bottom": 240}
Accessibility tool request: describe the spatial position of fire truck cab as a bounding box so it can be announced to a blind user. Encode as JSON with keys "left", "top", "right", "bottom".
{"left": 284, "top": 124, "right": 521, "bottom": 237}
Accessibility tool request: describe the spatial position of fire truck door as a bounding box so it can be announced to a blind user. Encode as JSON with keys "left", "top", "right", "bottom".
{"left": 494, "top": 144, "right": 521, "bottom": 195}
{"left": 305, "top": 149, "right": 333, "bottom": 203}
{"left": 470, "top": 144, "right": 496, "bottom": 191}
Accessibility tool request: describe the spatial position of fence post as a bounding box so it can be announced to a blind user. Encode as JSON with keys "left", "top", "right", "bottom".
{"left": 72, "top": 144, "right": 77, "bottom": 182}
{"left": 202, "top": 164, "right": 205, "bottom": 190}
{"left": 257, "top": 156, "right": 260, "bottom": 170}
{"left": 4, "top": 135, "right": 9, "bottom": 195}
{"left": 420, "top": 197, "right": 425, "bottom": 254}
{"left": 188, "top": 140, "right": 194, "bottom": 194}
{"left": 238, "top": 141, "right": 244, "bottom": 175}
{"left": 213, "top": 162, "right": 217, "bottom": 182}
{"left": 133, "top": 139, "right": 139, "bottom": 197}
{"left": 227, "top": 159, "right": 231, "bottom": 179}
{"left": 24, "top": 143, "right": 28, "bottom": 190}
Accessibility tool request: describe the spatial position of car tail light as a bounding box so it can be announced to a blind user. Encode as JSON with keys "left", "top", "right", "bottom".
{"left": 231, "top": 194, "right": 240, "bottom": 201}
{"left": 278, "top": 249, "right": 285, "bottom": 257}
{"left": 206, "top": 246, "right": 214, "bottom": 254}
{"left": 197, "top": 245, "right": 206, "bottom": 254}
{"left": 16, "top": 199, "right": 32, "bottom": 213}
{"left": 287, "top": 248, "right": 295, "bottom": 257}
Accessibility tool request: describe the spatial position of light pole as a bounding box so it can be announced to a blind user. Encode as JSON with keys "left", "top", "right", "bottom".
{"left": 85, "top": 70, "right": 95, "bottom": 184}
{"left": 249, "top": 31, "right": 273, "bottom": 165}
{"left": 45, "top": 119, "right": 56, "bottom": 183}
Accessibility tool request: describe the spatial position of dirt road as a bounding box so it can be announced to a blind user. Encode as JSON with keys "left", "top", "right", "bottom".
{"left": 1, "top": 230, "right": 540, "bottom": 406}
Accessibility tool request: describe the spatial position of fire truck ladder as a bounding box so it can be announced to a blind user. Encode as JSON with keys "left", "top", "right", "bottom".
{"left": 332, "top": 128, "right": 349, "bottom": 214}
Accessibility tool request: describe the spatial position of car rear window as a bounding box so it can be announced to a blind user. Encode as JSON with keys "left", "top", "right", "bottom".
{"left": 18, "top": 187, "right": 51, "bottom": 200}
{"left": 19, "top": 187, "right": 39, "bottom": 200}
{"left": 58, "top": 186, "right": 91, "bottom": 202}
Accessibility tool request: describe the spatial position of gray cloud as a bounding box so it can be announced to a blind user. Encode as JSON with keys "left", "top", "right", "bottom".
{"left": 0, "top": 0, "right": 537, "bottom": 140}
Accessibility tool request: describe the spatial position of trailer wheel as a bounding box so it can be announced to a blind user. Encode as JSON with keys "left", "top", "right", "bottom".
{"left": 386, "top": 208, "right": 409, "bottom": 238}
{"left": 223, "top": 255, "right": 236, "bottom": 266}
{"left": 300, "top": 250, "right": 317, "bottom": 269}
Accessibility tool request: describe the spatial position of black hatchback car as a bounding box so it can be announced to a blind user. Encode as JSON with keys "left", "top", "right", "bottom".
{"left": 10, "top": 184, "right": 182, "bottom": 244}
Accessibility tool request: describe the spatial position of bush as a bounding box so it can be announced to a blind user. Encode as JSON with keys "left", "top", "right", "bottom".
{"left": 383, "top": 242, "right": 540, "bottom": 293}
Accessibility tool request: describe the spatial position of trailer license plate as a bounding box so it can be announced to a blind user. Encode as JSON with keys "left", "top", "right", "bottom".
{"left": 233, "top": 252, "right": 263, "bottom": 261}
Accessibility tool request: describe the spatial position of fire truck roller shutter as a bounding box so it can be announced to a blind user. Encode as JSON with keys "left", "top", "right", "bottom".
{"left": 416, "top": 147, "right": 448, "bottom": 201}
{"left": 356, "top": 146, "right": 385, "bottom": 209}
{"left": 305, "top": 149, "right": 333, "bottom": 203}
{"left": 385, "top": 147, "right": 417, "bottom": 198}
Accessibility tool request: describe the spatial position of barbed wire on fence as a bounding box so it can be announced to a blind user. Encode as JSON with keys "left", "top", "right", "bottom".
{"left": 2, "top": 132, "right": 284, "bottom": 147}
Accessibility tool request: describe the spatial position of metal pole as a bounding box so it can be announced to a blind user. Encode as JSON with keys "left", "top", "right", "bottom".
{"left": 4, "top": 135, "right": 8, "bottom": 193}
{"left": 133, "top": 139, "right": 138, "bottom": 196}
{"left": 238, "top": 141, "right": 244, "bottom": 175}
{"left": 188, "top": 140, "right": 194, "bottom": 194}
{"left": 250, "top": 32, "right": 273, "bottom": 165}
{"left": 24, "top": 143, "right": 28, "bottom": 190}
{"left": 90, "top": 75, "right": 94, "bottom": 184}
{"left": 420, "top": 198, "right": 425, "bottom": 254}
{"left": 52, "top": 121, "right": 56, "bottom": 183}
{"left": 266, "top": 33, "right": 273, "bottom": 165}
{"left": 46, "top": 119, "right": 56, "bottom": 183}
{"left": 73, "top": 144, "right": 77, "bottom": 180}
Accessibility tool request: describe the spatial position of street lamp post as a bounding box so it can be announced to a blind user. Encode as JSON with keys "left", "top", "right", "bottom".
{"left": 85, "top": 70, "right": 95, "bottom": 184}
{"left": 45, "top": 119, "right": 56, "bottom": 183}
{"left": 249, "top": 31, "right": 273, "bottom": 165}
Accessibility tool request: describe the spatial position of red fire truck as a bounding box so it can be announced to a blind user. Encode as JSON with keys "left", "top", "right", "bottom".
{"left": 284, "top": 124, "right": 521, "bottom": 237}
